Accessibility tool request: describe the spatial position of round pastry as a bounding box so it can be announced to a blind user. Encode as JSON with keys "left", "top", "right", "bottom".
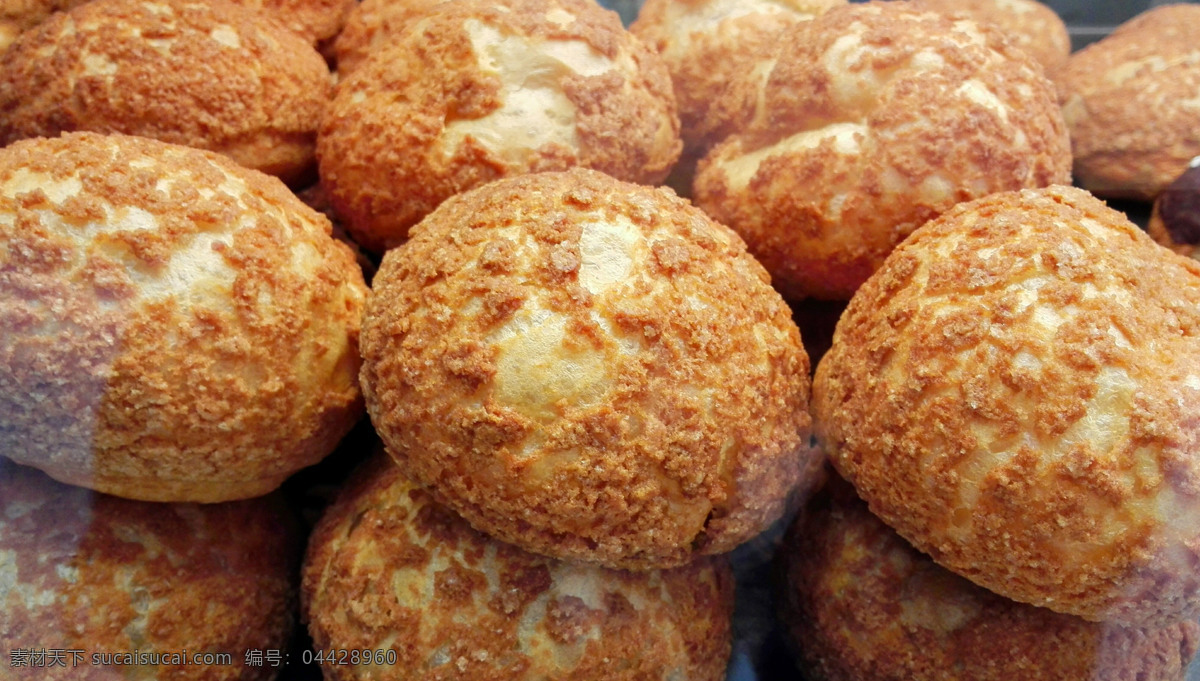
{"left": 360, "top": 168, "right": 815, "bottom": 570}
{"left": 812, "top": 184, "right": 1200, "bottom": 626}
{"left": 630, "top": 0, "right": 845, "bottom": 151}
{"left": 778, "top": 472, "right": 1200, "bottom": 681}
{"left": 0, "top": 132, "right": 368, "bottom": 502}
{"left": 0, "top": 459, "right": 300, "bottom": 681}
{"left": 302, "top": 455, "right": 735, "bottom": 681}
{"left": 1057, "top": 4, "right": 1200, "bottom": 201}
{"left": 909, "top": 0, "right": 1070, "bottom": 75}
{"left": 0, "top": 0, "right": 355, "bottom": 52}
{"left": 232, "top": 0, "right": 356, "bottom": 48}
{"left": 317, "top": 0, "right": 681, "bottom": 254}
{"left": 1149, "top": 158, "right": 1200, "bottom": 259}
{"left": 692, "top": 1, "right": 1071, "bottom": 301}
{"left": 0, "top": 0, "right": 63, "bottom": 52}
{"left": 0, "top": 0, "right": 332, "bottom": 185}
{"left": 331, "top": 0, "right": 446, "bottom": 76}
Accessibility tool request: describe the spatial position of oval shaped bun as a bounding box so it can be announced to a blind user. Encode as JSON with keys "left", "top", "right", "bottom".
{"left": 1057, "top": 4, "right": 1200, "bottom": 201}
{"left": 813, "top": 185, "right": 1200, "bottom": 626}
{"left": 910, "top": 0, "right": 1069, "bottom": 75}
{"left": 0, "top": 0, "right": 332, "bottom": 184}
{"left": 360, "top": 168, "right": 815, "bottom": 569}
{"left": 0, "top": 459, "right": 300, "bottom": 681}
{"left": 302, "top": 455, "right": 734, "bottom": 681}
{"left": 317, "top": 0, "right": 680, "bottom": 253}
{"left": 630, "top": 0, "right": 846, "bottom": 151}
{"left": 0, "top": 132, "right": 367, "bottom": 502}
{"left": 693, "top": 1, "right": 1070, "bottom": 301}
{"left": 235, "top": 0, "right": 357, "bottom": 47}
{"left": 331, "top": 0, "right": 445, "bottom": 76}
{"left": 779, "top": 473, "right": 1200, "bottom": 681}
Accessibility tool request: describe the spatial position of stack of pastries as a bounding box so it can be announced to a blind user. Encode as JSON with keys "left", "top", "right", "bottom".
{"left": 2, "top": 0, "right": 1200, "bottom": 679}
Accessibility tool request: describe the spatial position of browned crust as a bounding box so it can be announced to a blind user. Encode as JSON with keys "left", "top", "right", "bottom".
{"left": 778, "top": 472, "right": 1200, "bottom": 681}
{"left": 812, "top": 185, "right": 1200, "bottom": 626}
{"left": 0, "top": 132, "right": 368, "bottom": 502}
{"left": 331, "top": 0, "right": 447, "bottom": 76}
{"left": 630, "top": 0, "right": 845, "bottom": 153}
{"left": 692, "top": 1, "right": 1071, "bottom": 301}
{"left": 235, "top": 0, "right": 357, "bottom": 46}
{"left": 0, "top": 0, "right": 69, "bottom": 51}
{"left": 1057, "top": 4, "right": 1200, "bottom": 201}
{"left": 0, "top": 459, "right": 300, "bottom": 681}
{"left": 0, "top": 0, "right": 353, "bottom": 49}
{"left": 317, "top": 0, "right": 680, "bottom": 254}
{"left": 0, "top": 0, "right": 332, "bottom": 185}
{"left": 359, "top": 168, "right": 814, "bottom": 569}
{"left": 301, "top": 454, "right": 735, "bottom": 681}
{"left": 909, "top": 0, "right": 1069, "bottom": 75}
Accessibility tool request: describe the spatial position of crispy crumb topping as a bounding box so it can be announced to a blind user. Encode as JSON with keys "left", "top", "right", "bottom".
{"left": 302, "top": 455, "right": 734, "bottom": 681}
{"left": 813, "top": 185, "right": 1200, "bottom": 626}
{"left": 0, "top": 132, "right": 367, "bottom": 502}
{"left": 317, "top": 0, "right": 680, "bottom": 253}
{"left": 0, "top": 460, "right": 299, "bottom": 681}
{"left": 1057, "top": 4, "right": 1200, "bottom": 201}
{"left": 693, "top": 1, "right": 1070, "bottom": 301}
{"left": 360, "top": 168, "right": 815, "bottom": 569}
{"left": 910, "top": 0, "right": 1069, "bottom": 75}
{"left": 0, "top": 0, "right": 332, "bottom": 184}
{"left": 631, "top": 0, "right": 845, "bottom": 151}
{"left": 778, "top": 473, "right": 1200, "bottom": 681}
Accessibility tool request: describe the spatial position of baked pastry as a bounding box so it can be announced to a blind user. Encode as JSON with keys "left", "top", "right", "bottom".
{"left": 0, "top": 459, "right": 300, "bottom": 681}
{"left": 0, "top": 0, "right": 332, "bottom": 185}
{"left": 812, "top": 185, "right": 1200, "bottom": 626}
{"left": 909, "top": 0, "right": 1070, "bottom": 75}
{"left": 0, "top": 0, "right": 64, "bottom": 52}
{"left": 1149, "top": 159, "right": 1200, "bottom": 259}
{"left": 302, "top": 455, "right": 735, "bottom": 680}
{"left": 360, "top": 168, "right": 815, "bottom": 570}
{"left": 317, "top": 0, "right": 681, "bottom": 253}
{"left": 0, "top": 0, "right": 353, "bottom": 51}
{"left": 331, "top": 0, "right": 446, "bottom": 75}
{"left": 779, "top": 472, "right": 1200, "bottom": 681}
{"left": 1057, "top": 4, "right": 1200, "bottom": 201}
{"left": 693, "top": 1, "right": 1071, "bottom": 301}
{"left": 0, "top": 132, "right": 367, "bottom": 502}
{"left": 233, "top": 0, "right": 356, "bottom": 48}
{"left": 630, "top": 0, "right": 845, "bottom": 152}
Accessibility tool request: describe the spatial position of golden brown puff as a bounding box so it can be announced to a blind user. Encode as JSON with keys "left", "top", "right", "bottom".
{"left": 0, "top": 132, "right": 367, "bottom": 502}
{"left": 331, "top": 0, "right": 447, "bottom": 76}
{"left": 1057, "top": 4, "right": 1200, "bottom": 201}
{"left": 630, "top": 0, "right": 845, "bottom": 153}
{"left": 0, "top": 0, "right": 354, "bottom": 52}
{"left": 693, "top": 1, "right": 1071, "bottom": 302}
{"left": 317, "top": 0, "right": 681, "bottom": 254}
{"left": 0, "top": 459, "right": 300, "bottom": 681}
{"left": 908, "top": 0, "right": 1070, "bottom": 76}
{"left": 0, "top": 0, "right": 332, "bottom": 185}
{"left": 1149, "top": 160, "right": 1200, "bottom": 260}
{"left": 812, "top": 185, "right": 1200, "bottom": 627}
{"left": 0, "top": 0, "right": 70, "bottom": 52}
{"left": 231, "top": 0, "right": 357, "bottom": 48}
{"left": 778, "top": 472, "right": 1200, "bottom": 681}
{"left": 360, "top": 169, "right": 815, "bottom": 570}
{"left": 302, "top": 455, "right": 735, "bottom": 681}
